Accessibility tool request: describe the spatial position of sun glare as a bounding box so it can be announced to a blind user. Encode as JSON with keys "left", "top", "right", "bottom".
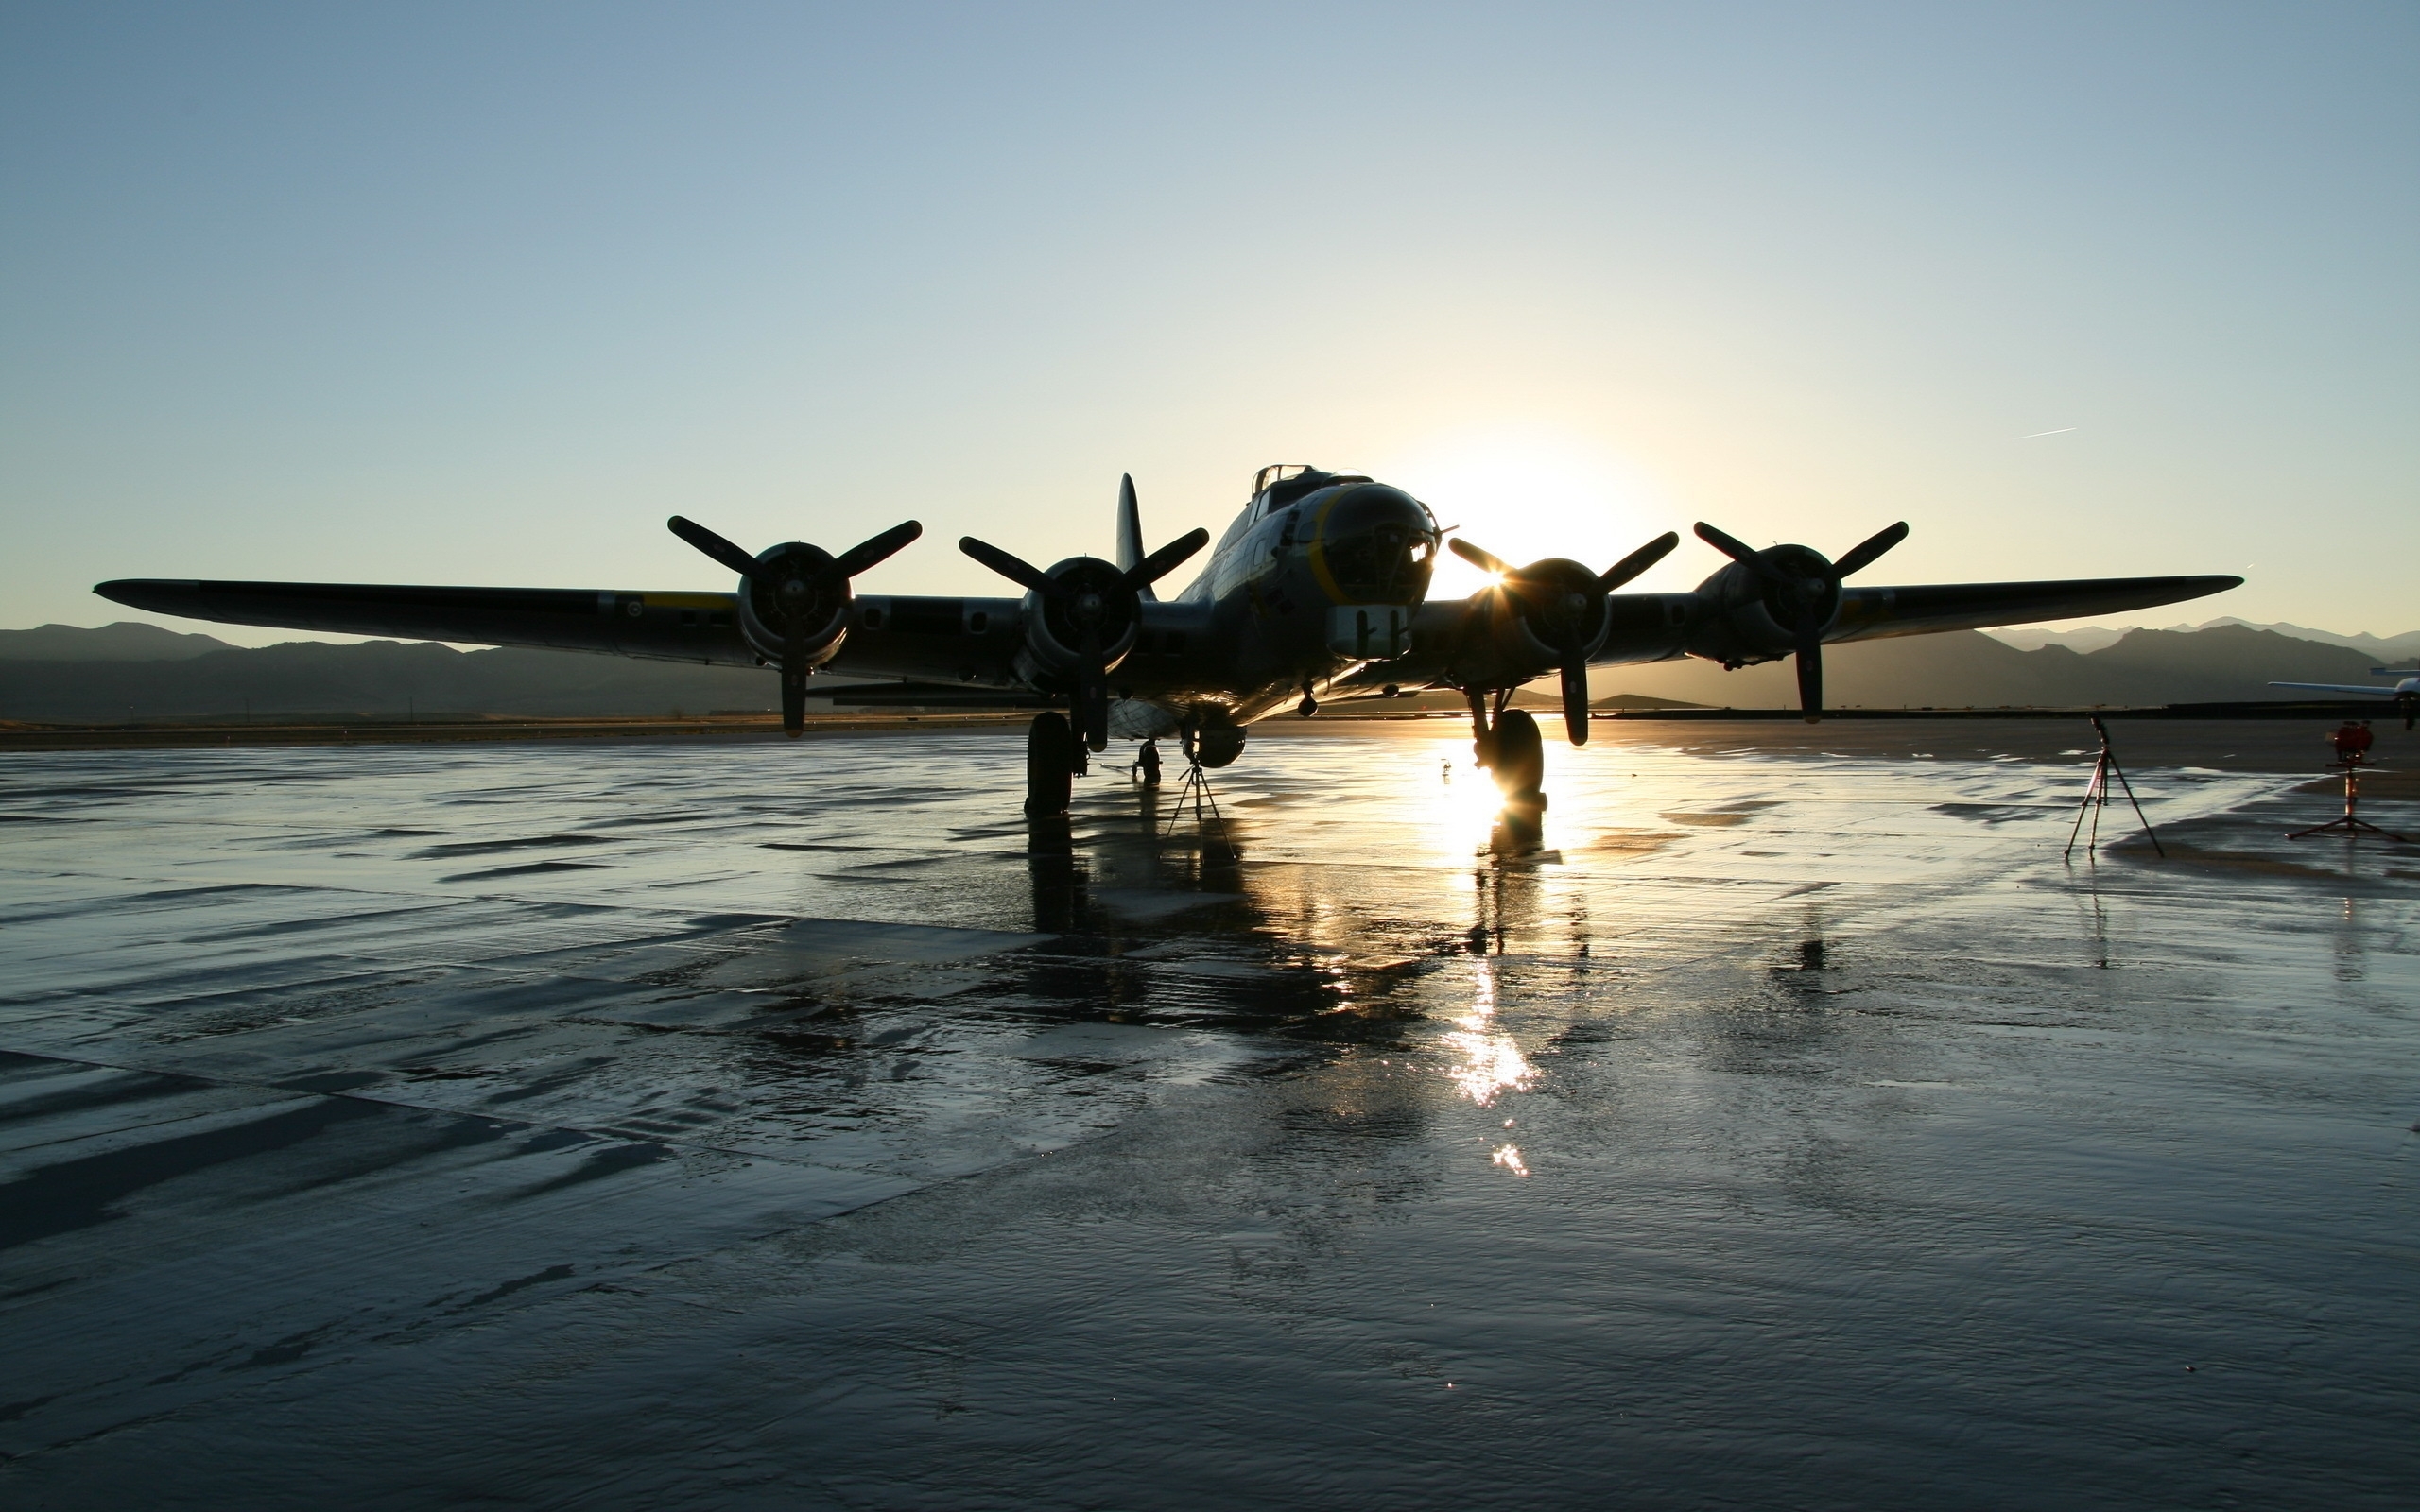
{"left": 1381, "top": 427, "right": 1674, "bottom": 598}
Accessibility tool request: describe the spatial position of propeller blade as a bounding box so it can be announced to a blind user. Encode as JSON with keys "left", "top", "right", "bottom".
{"left": 1448, "top": 537, "right": 1512, "bottom": 576}
{"left": 667, "top": 516, "right": 762, "bottom": 578}
{"left": 1831, "top": 521, "right": 1909, "bottom": 578}
{"left": 959, "top": 536, "right": 1061, "bottom": 597}
{"left": 827, "top": 520, "right": 924, "bottom": 582}
{"left": 1598, "top": 531, "right": 1680, "bottom": 592}
{"left": 774, "top": 586, "right": 814, "bottom": 736}
{"left": 1120, "top": 527, "right": 1211, "bottom": 592}
{"left": 781, "top": 665, "right": 807, "bottom": 736}
{"left": 1080, "top": 673, "right": 1110, "bottom": 751}
{"left": 1560, "top": 653, "right": 1591, "bottom": 747}
{"left": 1692, "top": 522, "right": 1761, "bottom": 565}
{"left": 1794, "top": 630, "right": 1824, "bottom": 724}
{"left": 1075, "top": 623, "right": 1110, "bottom": 751}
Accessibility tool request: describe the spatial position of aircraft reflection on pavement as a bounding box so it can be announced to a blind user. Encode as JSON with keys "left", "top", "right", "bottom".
{"left": 1024, "top": 765, "right": 1563, "bottom": 1126}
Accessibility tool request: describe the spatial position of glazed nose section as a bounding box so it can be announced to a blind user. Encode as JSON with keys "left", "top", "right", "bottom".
{"left": 1317, "top": 485, "right": 1438, "bottom": 603}
{"left": 1322, "top": 484, "right": 1429, "bottom": 540}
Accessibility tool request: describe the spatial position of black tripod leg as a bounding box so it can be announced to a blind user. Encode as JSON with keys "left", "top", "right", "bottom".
{"left": 2108, "top": 759, "right": 2164, "bottom": 857}
{"left": 2066, "top": 757, "right": 2101, "bottom": 858}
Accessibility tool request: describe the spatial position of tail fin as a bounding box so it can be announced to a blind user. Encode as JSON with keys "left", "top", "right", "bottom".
{"left": 1115, "top": 474, "right": 1152, "bottom": 599}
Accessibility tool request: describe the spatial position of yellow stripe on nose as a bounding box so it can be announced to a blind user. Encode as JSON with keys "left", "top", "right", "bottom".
{"left": 1305, "top": 487, "right": 1352, "bottom": 605}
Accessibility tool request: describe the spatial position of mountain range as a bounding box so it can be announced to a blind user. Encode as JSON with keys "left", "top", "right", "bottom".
{"left": 1986, "top": 618, "right": 2420, "bottom": 659}
{"left": 1, "top": 620, "right": 2413, "bottom": 724}
{"left": 1587, "top": 624, "right": 2411, "bottom": 710}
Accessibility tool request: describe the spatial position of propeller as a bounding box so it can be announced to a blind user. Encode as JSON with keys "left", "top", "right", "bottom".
{"left": 1447, "top": 530, "right": 1680, "bottom": 745}
{"left": 959, "top": 526, "right": 1210, "bottom": 751}
{"left": 667, "top": 515, "right": 924, "bottom": 736}
{"left": 1692, "top": 519, "right": 1908, "bottom": 722}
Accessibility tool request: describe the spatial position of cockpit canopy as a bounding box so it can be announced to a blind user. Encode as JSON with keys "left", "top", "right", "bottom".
{"left": 1250, "top": 464, "right": 1372, "bottom": 518}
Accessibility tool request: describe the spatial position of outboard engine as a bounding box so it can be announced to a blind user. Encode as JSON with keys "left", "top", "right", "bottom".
{"left": 666, "top": 514, "right": 924, "bottom": 735}
{"left": 1682, "top": 520, "right": 1910, "bottom": 721}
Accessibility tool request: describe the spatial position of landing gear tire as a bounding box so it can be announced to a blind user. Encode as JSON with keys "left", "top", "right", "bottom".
{"left": 1025, "top": 711, "right": 1075, "bottom": 816}
{"left": 1491, "top": 709, "right": 1546, "bottom": 803}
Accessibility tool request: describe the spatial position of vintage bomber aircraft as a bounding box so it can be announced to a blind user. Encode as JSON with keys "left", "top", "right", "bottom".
{"left": 97, "top": 463, "right": 2241, "bottom": 814}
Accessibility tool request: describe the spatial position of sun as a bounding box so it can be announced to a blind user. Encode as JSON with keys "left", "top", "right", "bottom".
{"left": 1377, "top": 426, "right": 1677, "bottom": 598}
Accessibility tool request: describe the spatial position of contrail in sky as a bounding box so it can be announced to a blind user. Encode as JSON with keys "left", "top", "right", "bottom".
{"left": 2016, "top": 427, "right": 2078, "bottom": 438}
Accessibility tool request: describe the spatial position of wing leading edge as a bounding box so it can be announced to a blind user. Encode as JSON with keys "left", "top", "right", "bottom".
{"left": 2268, "top": 681, "right": 2414, "bottom": 697}
{"left": 95, "top": 578, "right": 761, "bottom": 665}
{"left": 1824, "top": 575, "right": 2244, "bottom": 644}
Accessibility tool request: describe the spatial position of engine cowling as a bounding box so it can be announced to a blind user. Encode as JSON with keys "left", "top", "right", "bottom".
{"left": 1446, "top": 557, "right": 1615, "bottom": 690}
{"left": 1684, "top": 546, "right": 1840, "bottom": 667}
{"left": 734, "top": 541, "right": 855, "bottom": 667}
{"left": 1010, "top": 557, "right": 1142, "bottom": 688}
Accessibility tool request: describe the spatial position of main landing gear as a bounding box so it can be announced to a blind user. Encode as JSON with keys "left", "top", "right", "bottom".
{"left": 1465, "top": 690, "right": 1546, "bottom": 804}
{"left": 1466, "top": 690, "right": 1547, "bottom": 847}
{"left": 1026, "top": 711, "right": 1078, "bottom": 816}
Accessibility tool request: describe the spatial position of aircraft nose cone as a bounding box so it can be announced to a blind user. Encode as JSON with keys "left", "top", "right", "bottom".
{"left": 1077, "top": 592, "right": 1103, "bottom": 620}
{"left": 1314, "top": 483, "right": 1437, "bottom": 602}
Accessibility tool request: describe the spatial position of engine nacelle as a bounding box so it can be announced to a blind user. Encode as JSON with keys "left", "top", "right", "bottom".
{"left": 1191, "top": 722, "right": 1247, "bottom": 768}
{"left": 1009, "top": 557, "right": 1141, "bottom": 689}
{"left": 735, "top": 541, "right": 855, "bottom": 667}
{"left": 1684, "top": 547, "right": 1839, "bottom": 667}
{"left": 1443, "top": 558, "right": 1614, "bottom": 689}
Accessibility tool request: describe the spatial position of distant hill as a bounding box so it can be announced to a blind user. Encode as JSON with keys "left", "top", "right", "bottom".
{"left": 0, "top": 638, "right": 784, "bottom": 722}
{"left": 0, "top": 622, "right": 237, "bottom": 662}
{"left": 0, "top": 620, "right": 2409, "bottom": 724}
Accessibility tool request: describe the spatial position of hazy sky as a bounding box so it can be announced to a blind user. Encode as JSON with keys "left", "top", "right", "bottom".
{"left": 5, "top": 2, "right": 2414, "bottom": 644}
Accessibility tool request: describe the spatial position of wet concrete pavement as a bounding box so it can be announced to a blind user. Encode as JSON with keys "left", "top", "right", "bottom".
{"left": 2, "top": 720, "right": 2415, "bottom": 1508}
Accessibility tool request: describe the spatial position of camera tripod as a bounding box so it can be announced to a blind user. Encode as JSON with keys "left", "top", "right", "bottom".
{"left": 2066, "top": 714, "right": 2164, "bottom": 859}
{"left": 2288, "top": 758, "right": 2411, "bottom": 843}
{"left": 1162, "top": 753, "right": 1227, "bottom": 839}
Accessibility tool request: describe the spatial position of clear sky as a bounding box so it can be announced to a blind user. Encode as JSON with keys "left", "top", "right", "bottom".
{"left": 5, "top": 2, "right": 2414, "bottom": 644}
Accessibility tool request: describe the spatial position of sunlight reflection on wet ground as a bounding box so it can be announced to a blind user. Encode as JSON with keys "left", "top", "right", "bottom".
{"left": 2, "top": 721, "right": 2415, "bottom": 1509}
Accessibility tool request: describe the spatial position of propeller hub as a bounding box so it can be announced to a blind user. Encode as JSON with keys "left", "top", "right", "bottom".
{"left": 1502, "top": 558, "right": 1611, "bottom": 657}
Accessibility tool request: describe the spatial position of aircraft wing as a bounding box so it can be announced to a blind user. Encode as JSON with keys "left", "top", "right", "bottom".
{"left": 96, "top": 577, "right": 764, "bottom": 665}
{"left": 1824, "top": 575, "right": 2243, "bottom": 644}
{"left": 93, "top": 578, "right": 1037, "bottom": 686}
{"left": 2268, "top": 681, "right": 2406, "bottom": 697}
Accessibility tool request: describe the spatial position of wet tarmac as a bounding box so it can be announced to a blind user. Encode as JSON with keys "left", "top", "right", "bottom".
{"left": 2, "top": 720, "right": 2415, "bottom": 1509}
